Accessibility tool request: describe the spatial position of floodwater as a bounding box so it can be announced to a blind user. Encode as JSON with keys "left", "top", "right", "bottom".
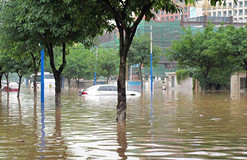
{"left": 0, "top": 87, "right": 247, "bottom": 160}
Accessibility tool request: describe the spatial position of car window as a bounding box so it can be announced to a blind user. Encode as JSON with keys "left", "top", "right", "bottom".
{"left": 98, "top": 86, "right": 110, "bottom": 91}
{"left": 109, "top": 86, "right": 117, "bottom": 91}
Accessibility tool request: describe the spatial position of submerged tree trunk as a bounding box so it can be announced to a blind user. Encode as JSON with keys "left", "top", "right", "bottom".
{"left": 102, "top": 0, "right": 153, "bottom": 121}
{"left": 67, "top": 78, "right": 71, "bottom": 88}
{"left": 46, "top": 43, "right": 66, "bottom": 107}
{"left": 116, "top": 28, "right": 137, "bottom": 121}
{"left": 4, "top": 73, "right": 9, "bottom": 93}
{"left": 0, "top": 73, "right": 2, "bottom": 89}
{"left": 30, "top": 52, "right": 40, "bottom": 98}
{"left": 138, "top": 65, "right": 143, "bottom": 92}
{"left": 76, "top": 78, "right": 80, "bottom": 88}
{"left": 17, "top": 73, "right": 22, "bottom": 98}
{"left": 54, "top": 75, "right": 62, "bottom": 106}
{"left": 245, "top": 71, "right": 247, "bottom": 92}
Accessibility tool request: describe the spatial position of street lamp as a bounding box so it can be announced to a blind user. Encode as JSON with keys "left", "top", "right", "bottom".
{"left": 40, "top": 41, "right": 45, "bottom": 104}
{"left": 94, "top": 47, "right": 97, "bottom": 85}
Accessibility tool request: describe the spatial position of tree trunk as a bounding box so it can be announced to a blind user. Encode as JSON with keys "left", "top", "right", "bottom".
{"left": 46, "top": 43, "right": 66, "bottom": 107}
{"left": 67, "top": 78, "right": 71, "bottom": 88}
{"left": 101, "top": 0, "right": 153, "bottom": 121}
{"left": 55, "top": 75, "right": 62, "bottom": 106}
{"left": 33, "top": 72, "right": 38, "bottom": 97}
{"left": 117, "top": 53, "right": 127, "bottom": 121}
{"left": 245, "top": 71, "right": 247, "bottom": 92}
{"left": 139, "top": 65, "right": 143, "bottom": 92}
{"left": 17, "top": 74, "right": 22, "bottom": 98}
{"left": 107, "top": 75, "right": 109, "bottom": 84}
{"left": 0, "top": 73, "right": 2, "bottom": 89}
{"left": 116, "top": 28, "right": 136, "bottom": 121}
{"left": 30, "top": 52, "right": 40, "bottom": 98}
{"left": 76, "top": 79, "right": 80, "bottom": 88}
{"left": 5, "top": 73, "right": 9, "bottom": 93}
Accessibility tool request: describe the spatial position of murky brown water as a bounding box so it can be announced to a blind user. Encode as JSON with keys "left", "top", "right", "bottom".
{"left": 0, "top": 88, "right": 247, "bottom": 159}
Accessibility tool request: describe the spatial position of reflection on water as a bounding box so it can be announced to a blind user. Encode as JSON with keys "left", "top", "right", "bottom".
{"left": 39, "top": 103, "right": 46, "bottom": 157}
{"left": 0, "top": 88, "right": 247, "bottom": 159}
{"left": 117, "top": 121, "right": 127, "bottom": 160}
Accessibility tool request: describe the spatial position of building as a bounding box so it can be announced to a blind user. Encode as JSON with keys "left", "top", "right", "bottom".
{"left": 154, "top": 6, "right": 191, "bottom": 21}
{"left": 192, "top": 0, "right": 247, "bottom": 22}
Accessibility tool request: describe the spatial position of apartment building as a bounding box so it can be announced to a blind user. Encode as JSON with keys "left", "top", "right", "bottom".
{"left": 154, "top": 6, "right": 190, "bottom": 21}
{"left": 193, "top": 0, "right": 247, "bottom": 22}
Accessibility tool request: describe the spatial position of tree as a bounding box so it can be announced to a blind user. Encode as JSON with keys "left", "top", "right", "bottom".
{"left": 167, "top": 25, "right": 234, "bottom": 93}
{"left": 63, "top": 44, "right": 94, "bottom": 88}
{"left": 220, "top": 26, "right": 247, "bottom": 90}
{"left": 96, "top": 48, "right": 119, "bottom": 84}
{"left": 128, "top": 33, "right": 162, "bottom": 91}
{"left": 1, "top": 0, "right": 108, "bottom": 106}
{"left": 12, "top": 57, "right": 33, "bottom": 97}
{"left": 0, "top": 1, "right": 42, "bottom": 97}
{"left": 97, "top": 0, "right": 229, "bottom": 121}
{"left": 168, "top": 25, "right": 233, "bottom": 92}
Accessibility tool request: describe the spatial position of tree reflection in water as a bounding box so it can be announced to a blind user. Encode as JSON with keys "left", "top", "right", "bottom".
{"left": 117, "top": 121, "right": 127, "bottom": 160}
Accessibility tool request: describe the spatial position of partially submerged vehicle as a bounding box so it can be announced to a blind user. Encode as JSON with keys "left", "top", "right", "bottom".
{"left": 2, "top": 82, "right": 19, "bottom": 92}
{"left": 78, "top": 84, "right": 141, "bottom": 96}
{"left": 29, "top": 72, "right": 55, "bottom": 89}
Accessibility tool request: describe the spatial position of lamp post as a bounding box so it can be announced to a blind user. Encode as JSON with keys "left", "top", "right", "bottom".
{"left": 41, "top": 44, "right": 45, "bottom": 104}
{"left": 150, "top": 26, "right": 153, "bottom": 94}
{"left": 94, "top": 48, "right": 97, "bottom": 85}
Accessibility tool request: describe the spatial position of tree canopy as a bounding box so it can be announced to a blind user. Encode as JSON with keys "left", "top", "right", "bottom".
{"left": 96, "top": 48, "right": 119, "bottom": 84}
{"left": 167, "top": 25, "right": 236, "bottom": 92}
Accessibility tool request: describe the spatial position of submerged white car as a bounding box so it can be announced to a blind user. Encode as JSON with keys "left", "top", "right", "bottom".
{"left": 79, "top": 85, "right": 141, "bottom": 96}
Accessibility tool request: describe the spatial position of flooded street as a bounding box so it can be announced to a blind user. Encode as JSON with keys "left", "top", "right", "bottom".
{"left": 0, "top": 88, "right": 247, "bottom": 159}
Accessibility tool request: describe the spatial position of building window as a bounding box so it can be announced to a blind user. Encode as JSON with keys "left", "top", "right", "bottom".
{"left": 245, "top": 9, "right": 247, "bottom": 15}
{"left": 239, "top": 9, "right": 243, "bottom": 15}
{"left": 229, "top": 10, "right": 232, "bottom": 16}
{"left": 184, "top": 7, "right": 188, "bottom": 13}
{"left": 161, "top": 11, "right": 164, "bottom": 15}
{"left": 170, "top": 16, "right": 174, "bottom": 19}
{"left": 185, "top": 15, "right": 188, "bottom": 19}
{"left": 218, "top": 11, "right": 221, "bottom": 17}
{"left": 234, "top": 3, "right": 237, "bottom": 8}
{"left": 240, "top": 1, "right": 243, "bottom": 7}
{"left": 234, "top": 18, "right": 237, "bottom": 21}
{"left": 175, "top": 16, "right": 178, "bottom": 20}
{"left": 245, "top": 1, "right": 247, "bottom": 7}
{"left": 229, "top": 2, "right": 232, "bottom": 7}
{"left": 158, "top": 10, "right": 160, "bottom": 15}
{"left": 213, "top": 12, "right": 216, "bottom": 16}
{"left": 161, "top": 17, "right": 164, "bottom": 20}
{"left": 223, "top": 11, "right": 227, "bottom": 16}
{"left": 166, "top": 17, "right": 169, "bottom": 20}
{"left": 240, "top": 78, "right": 246, "bottom": 89}
{"left": 234, "top": 10, "right": 237, "bottom": 16}
{"left": 209, "top": 12, "right": 211, "bottom": 16}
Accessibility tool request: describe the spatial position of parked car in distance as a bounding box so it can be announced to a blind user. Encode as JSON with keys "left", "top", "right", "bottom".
{"left": 78, "top": 85, "right": 141, "bottom": 96}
